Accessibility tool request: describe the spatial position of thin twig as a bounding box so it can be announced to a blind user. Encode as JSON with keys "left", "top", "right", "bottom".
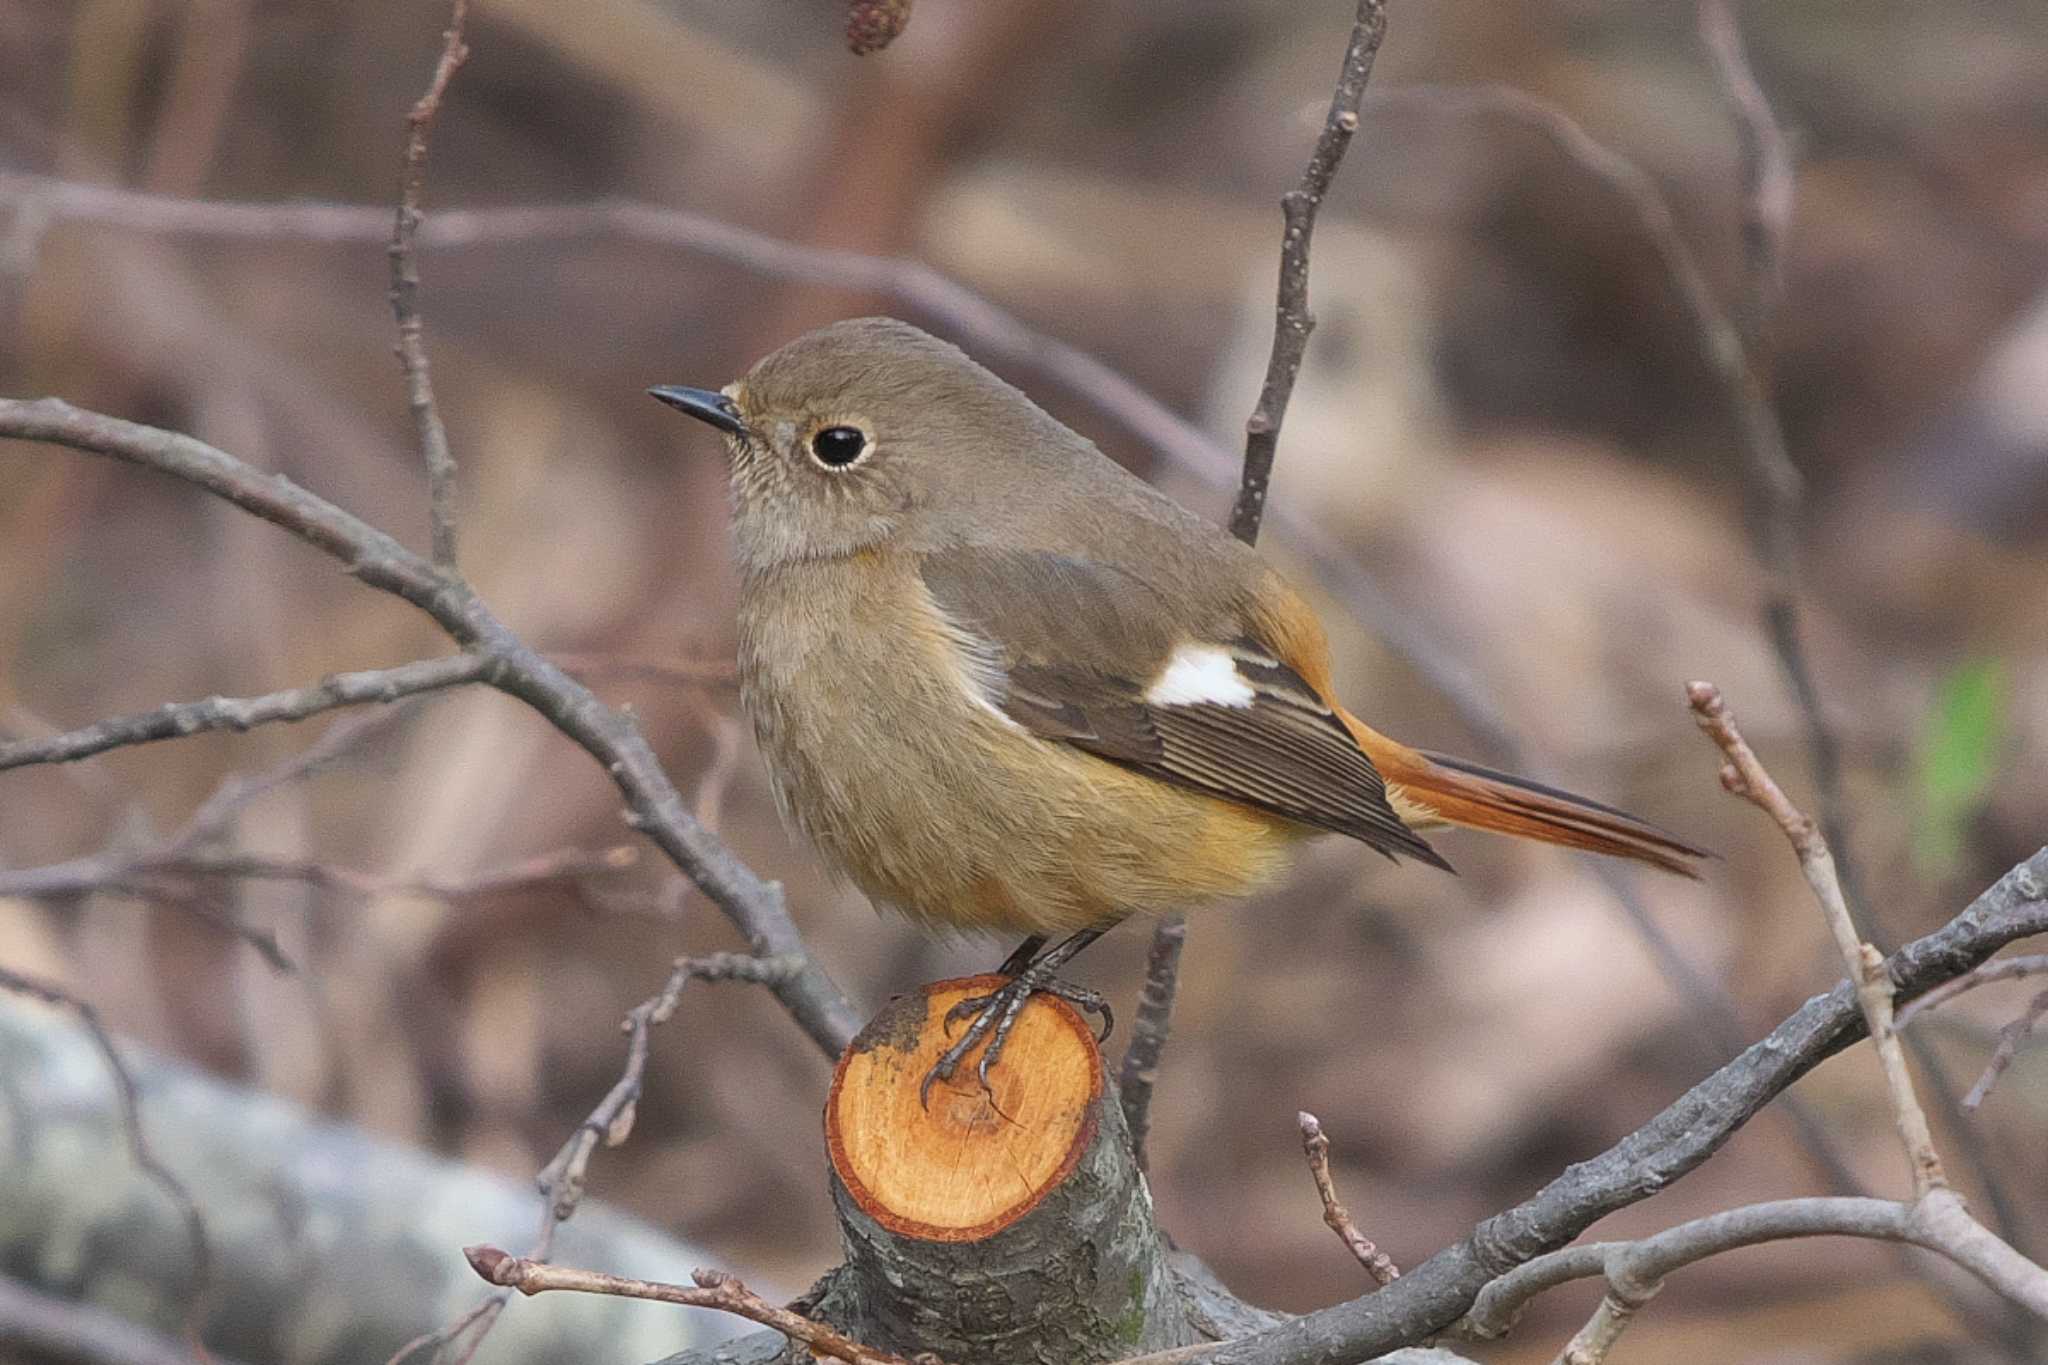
{"left": 1462, "top": 1195, "right": 2048, "bottom": 1344}
{"left": 1127, "top": 0, "right": 1391, "bottom": 1153}
{"left": 1698, "top": 0, "right": 1793, "bottom": 347}
{"left": 0, "top": 655, "right": 487, "bottom": 772}
{"left": 1962, "top": 987, "right": 2048, "bottom": 1111}
{"left": 1228, "top": 0, "right": 1386, "bottom": 547}
{"left": 550, "top": 652, "right": 739, "bottom": 689}
{"left": 0, "top": 399, "right": 861, "bottom": 1057}
{"left": 0, "top": 170, "right": 1521, "bottom": 757}
{"left": 1899, "top": 955, "right": 2048, "bottom": 1026}
{"left": 1298, "top": 1113, "right": 1400, "bottom": 1287}
{"left": 1688, "top": 681, "right": 1946, "bottom": 1198}
{"left": 1, "top": 844, "right": 638, "bottom": 906}
{"left": 0, "top": 970, "right": 216, "bottom": 1362}
{"left": 1193, "top": 849, "right": 2048, "bottom": 1365}
{"left": 1116, "top": 913, "right": 1185, "bottom": 1168}
{"left": 537, "top": 952, "right": 802, "bottom": 1222}
{"left": 388, "top": 0, "right": 469, "bottom": 570}
{"left": 0, "top": 706, "right": 422, "bottom": 966}
{"left": 1693, "top": 1, "right": 1868, "bottom": 935}
{"left": 400, "top": 952, "right": 804, "bottom": 1365}
{"left": 464, "top": 1248, "right": 934, "bottom": 1365}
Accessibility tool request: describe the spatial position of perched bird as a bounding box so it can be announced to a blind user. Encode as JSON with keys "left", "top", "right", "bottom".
{"left": 652, "top": 317, "right": 1703, "bottom": 1091}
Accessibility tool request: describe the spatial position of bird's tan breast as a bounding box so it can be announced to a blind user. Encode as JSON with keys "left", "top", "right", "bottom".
{"left": 736, "top": 552, "right": 1299, "bottom": 934}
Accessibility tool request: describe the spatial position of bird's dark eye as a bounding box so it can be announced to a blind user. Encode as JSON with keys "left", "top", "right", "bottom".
{"left": 809, "top": 425, "right": 869, "bottom": 468}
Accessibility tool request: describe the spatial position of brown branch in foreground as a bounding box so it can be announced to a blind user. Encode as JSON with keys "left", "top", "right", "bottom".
{"left": 0, "top": 970, "right": 215, "bottom": 1362}
{"left": 1687, "top": 681, "right": 1946, "bottom": 1198}
{"left": 464, "top": 1248, "right": 935, "bottom": 1365}
{"left": 0, "top": 654, "right": 488, "bottom": 772}
{"left": 1298, "top": 1113, "right": 1400, "bottom": 1287}
{"left": 389, "top": 0, "right": 469, "bottom": 570}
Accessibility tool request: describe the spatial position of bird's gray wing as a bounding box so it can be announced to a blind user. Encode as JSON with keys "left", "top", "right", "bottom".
{"left": 917, "top": 547, "right": 1443, "bottom": 866}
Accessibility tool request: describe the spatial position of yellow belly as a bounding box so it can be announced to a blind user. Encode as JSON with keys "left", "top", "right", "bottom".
{"left": 739, "top": 555, "right": 1305, "bottom": 935}
{"left": 847, "top": 744, "right": 1303, "bottom": 935}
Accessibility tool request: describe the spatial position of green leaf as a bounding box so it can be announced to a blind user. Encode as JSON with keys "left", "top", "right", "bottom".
{"left": 1913, "top": 658, "right": 2009, "bottom": 880}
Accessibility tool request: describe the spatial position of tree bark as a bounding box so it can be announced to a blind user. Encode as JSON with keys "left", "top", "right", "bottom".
{"left": 658, "top": 978, "right": 1469, "bottom": 1365}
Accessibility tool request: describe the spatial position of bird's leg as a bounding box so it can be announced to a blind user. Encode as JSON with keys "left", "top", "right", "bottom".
{"left": 994, "top": 934, "right": 1048, "bottom": 977}
{"left": 922, "top": 929, "right": 1111, "bottom": 1106}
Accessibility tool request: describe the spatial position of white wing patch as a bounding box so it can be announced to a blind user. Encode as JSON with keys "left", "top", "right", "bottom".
{"left": 921, "top": 584, "right": 1027, "bottom": 731}
{"left": 1145, "top": 643, "right": 1255, "bottom": 708}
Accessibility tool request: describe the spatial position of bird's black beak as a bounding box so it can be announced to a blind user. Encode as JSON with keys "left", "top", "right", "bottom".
{"left": 648, "top": 385, "right": 749, "bottom": 438}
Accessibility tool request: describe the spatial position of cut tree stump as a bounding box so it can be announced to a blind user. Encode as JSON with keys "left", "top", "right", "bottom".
{"left": 828, "top": 974, "right": 1102, "bottom": 1241}
{"left": 655, "top": 975, "right": 1474, "bottom": 1365}
{"left": 822, "top": 974, "right": 1193, "bottom": 1360}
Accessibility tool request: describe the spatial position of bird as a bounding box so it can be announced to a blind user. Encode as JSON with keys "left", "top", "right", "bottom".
{"left": 651, "top": 316, "right": 1704, "bottom": 1094}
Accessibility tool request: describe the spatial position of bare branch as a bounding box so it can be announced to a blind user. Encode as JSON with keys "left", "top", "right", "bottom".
{"left": 1688, "top": 680, "right": 1946, "bottom": 1196}
{"left": 1124, "top": 0, "right": 1393, "bottom": 1162}
{"left": 389, "top": 0, "right": 469, "bottom": 569}
{"left": 0, "top": 1274, "right": 253, "bottom": 1365}
{"left": 1963, "top": 986, "right": 2048, "bottom": 1111}
{"left": 0, "top": 398, "right": 861, "bottom": 1058}
{"left": 1298, "top": 1113, "right": 1400, "bottom": 1287}
{"left": 550, "top": 652, "right": 739, "bottom": 690}
{"left": 1698, "top": 0, "right": 1795, "bottom": 343}
{"left": 1899, "top": 954, "right": 2048, "bottom": 1025}
{"left": 0, "top": 170, "right": 1522, "bottom": 757}
{"left": 0, "top": 655, "right": 487, "bottom": 772}
{"left": 1228, "top": 0, "right": 1385, "bottom": 547}
{"left": 1465, "top": 1195, "right": 2048, "bottom": 1346}
{"left": 1191, "top": 848, "right": 2048, "bottom": 1364}
{"left": 465, "top": 1248, "right": 935, "bottom": 1365}
{"left": 0, "top": 970, "right": 215, "bottom": 1361}
{"left": 1116, "top": 912, "right": 1185, "bottom": 1169}
{"left": 411, "top": 952, "right": 804, "bottom": 1364}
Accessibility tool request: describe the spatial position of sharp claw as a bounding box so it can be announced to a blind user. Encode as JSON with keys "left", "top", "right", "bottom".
{"left": 922, "top": 968, "right": 1110, "bottom": 1106}
{"left": 945, "top": 993, "right": 994, "bottom": 1029}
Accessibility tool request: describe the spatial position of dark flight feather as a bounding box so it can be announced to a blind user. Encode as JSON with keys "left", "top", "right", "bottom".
{"left": 919, "top": 548, "right": 1447, "bottom": 869}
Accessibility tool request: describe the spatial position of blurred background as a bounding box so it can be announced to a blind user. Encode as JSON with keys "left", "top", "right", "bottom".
{"left": 2, "top": 1, "right": 2047, "bottom": 1362}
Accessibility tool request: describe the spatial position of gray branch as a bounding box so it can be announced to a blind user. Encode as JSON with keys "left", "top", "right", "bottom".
{"left": 0, "top": 654, "right": 488, "bottom": 771}
{"left": 0, "top": 396, "right": 861, "bottom": 1058}
{"left": 1197, "top": 848, "right": 2048, "bottom": 1364}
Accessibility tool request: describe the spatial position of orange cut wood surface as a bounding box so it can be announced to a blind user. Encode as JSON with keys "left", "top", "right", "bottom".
{"left": 826, "top": 975, "right": 1103, "bottom": 1242}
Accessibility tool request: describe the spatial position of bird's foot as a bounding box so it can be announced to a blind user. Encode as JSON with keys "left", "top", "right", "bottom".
{"left": 919, "top": 969, "right": 1113, "bottom": 1108}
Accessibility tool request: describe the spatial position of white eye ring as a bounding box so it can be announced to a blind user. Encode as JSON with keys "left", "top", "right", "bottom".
{"left": 808, "top": 424, "right": 872, "bottom": 470}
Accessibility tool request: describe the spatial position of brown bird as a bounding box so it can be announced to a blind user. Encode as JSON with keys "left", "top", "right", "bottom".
{"left": 652, "top": 317, "right": 1703, "bottom": 1092}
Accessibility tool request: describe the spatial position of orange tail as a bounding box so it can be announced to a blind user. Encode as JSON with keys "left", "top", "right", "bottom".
{"left": 1340, "top": 711, "right": 1707, "bottom": 878}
